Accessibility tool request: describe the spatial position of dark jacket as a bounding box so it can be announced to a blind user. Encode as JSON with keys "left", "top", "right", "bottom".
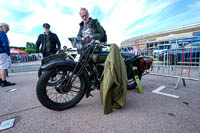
{"left": 0, "top": 30, "right": 10, "bottom": 55}
{"left": 77, "top": 18, "right": 105, "bottom": 42}
{"left": 35, "top": 32, "right": 61, "bottom": 54}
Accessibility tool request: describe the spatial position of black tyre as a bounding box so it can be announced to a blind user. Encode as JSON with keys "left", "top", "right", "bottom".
{"left": 127, "top": 70, "right": 142, "bottom": 90}
{"left": 38, "top": 67, "right": 42, "bottom": 78}
{"left": 36, "top": 66, "right": 86, "bottom": 111}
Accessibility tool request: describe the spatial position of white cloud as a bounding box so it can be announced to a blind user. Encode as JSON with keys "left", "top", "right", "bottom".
{"left": 0, "top": 0, "right": 199, "bottom": 48}
{"left": 189, "top": 1, "right": 200, "bottom": 9}
{"left": 103, "top": 0, "right": 179, "bottom": 44}
{"left": 7, "top": 32, "right": 35, "bottom": 47}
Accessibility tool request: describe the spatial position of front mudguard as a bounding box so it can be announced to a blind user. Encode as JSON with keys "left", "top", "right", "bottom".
{"left": 38, "top": 59, "right": 66, "bottom": 78}
{"left": 41, "top": 59, "right": 91, "bottom": 98}
{"left": 41, "top": 59, "right": 76, "bottom": 70}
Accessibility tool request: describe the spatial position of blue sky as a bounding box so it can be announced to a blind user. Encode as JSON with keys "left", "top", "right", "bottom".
{"left": 0, "top": 0, "right": 200, "bottom": 47}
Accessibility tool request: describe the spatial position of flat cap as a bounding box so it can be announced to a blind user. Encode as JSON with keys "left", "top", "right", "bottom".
{"left": 43, "top": 23, "right": 50, "bottom": 28}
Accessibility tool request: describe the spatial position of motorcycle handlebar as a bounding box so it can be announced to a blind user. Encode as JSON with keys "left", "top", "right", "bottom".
{"left": 90, "top": 39, "right": 110, "bottom": 47}
{"left": 69, "top": 37, "right": 110, "bottom": 49}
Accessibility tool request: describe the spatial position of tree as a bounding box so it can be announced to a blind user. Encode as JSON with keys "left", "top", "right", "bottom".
{"left": 24, "top": 49, "right": 35, "bottom": 54}
{"left": 24, "top": 42, "right": 37, "bottom": 54}
{"left": 26, "top": 42, "right": 36, "bottom": 49}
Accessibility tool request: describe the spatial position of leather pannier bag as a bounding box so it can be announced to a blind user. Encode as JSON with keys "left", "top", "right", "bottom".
{"left": 137, "top": 57, "right": 153, "bottom": 71}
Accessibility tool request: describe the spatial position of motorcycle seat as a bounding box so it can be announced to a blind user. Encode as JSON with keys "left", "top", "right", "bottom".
{"left": 121, "top": 52, "right": 135, "bottom": 58}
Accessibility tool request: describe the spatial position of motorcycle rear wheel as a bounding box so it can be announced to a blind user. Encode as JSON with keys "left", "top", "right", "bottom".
{"left": 127, "top": 70, "right": 142, "bottom": 90}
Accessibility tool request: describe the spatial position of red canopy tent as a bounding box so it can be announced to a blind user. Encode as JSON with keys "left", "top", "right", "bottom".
{"left": 10, "top": 48, "right": 19, "bottom": 54}
{"left": 10, "top": 48, "right": 27, "bottom": 54}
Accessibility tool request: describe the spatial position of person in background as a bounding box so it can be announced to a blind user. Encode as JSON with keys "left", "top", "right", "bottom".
{"left": 0, "top": 23, "right": 15, "bottom": 87}
{"left": 35, "top": 23, "right": 61, "bottom": 57}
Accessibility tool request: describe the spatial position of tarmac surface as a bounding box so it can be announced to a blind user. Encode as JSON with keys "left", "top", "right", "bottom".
{"left": 0, "top": 71, "right": 200, "bottom": 133}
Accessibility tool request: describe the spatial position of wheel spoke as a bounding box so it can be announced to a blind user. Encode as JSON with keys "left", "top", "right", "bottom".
{"left": 72, "top": 85, "right": 80, "bottom": 90}
{"left": 49, "top": 94, "right": 57, "bottom": 101}
{"left": 46, "top": 86, "right": 55, "bottom": 90}
{"left": 56, "top": 94, "right": 63, "bottom": 103}
{"left": 65, "top": 94, "right": 70, "bottom": 101}
{"left": 70, "top": 89, "right": 79, "bottom": 93}
{"left": 61, "top": 95, "right": 67, "bottom": 102}
{"left": 47, "top": 92, "right": 59, "bottom": 95}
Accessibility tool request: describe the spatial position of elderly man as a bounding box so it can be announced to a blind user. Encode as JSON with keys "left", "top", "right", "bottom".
{"left": 0, "top": 23, "right": 15, "bottom": 87}
{"left": 77, "top": 8, "right": 107, "bottom": 43}
{"left": 35, "top": 23, "right": 61, "bottom": 57}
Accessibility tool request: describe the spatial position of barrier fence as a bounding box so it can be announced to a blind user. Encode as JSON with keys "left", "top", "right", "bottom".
{"left": 8, "top": 54, "right": 41, "bottom": 73}
{"left": 136, "top": 37, "right": 200, "bottom": 88}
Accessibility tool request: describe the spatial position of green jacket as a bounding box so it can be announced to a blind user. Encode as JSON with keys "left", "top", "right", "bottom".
{"left": 77, "top": 18, "right": 105, "bottom": 42}
{"left": 100, "top": 44, "right": 128, "bottom": 114}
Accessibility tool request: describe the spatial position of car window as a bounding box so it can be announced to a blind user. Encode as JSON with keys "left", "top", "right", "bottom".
{"left": 171, "top": 43, "right": 179, "bottom": 49}
{"left": 184, "top": 41, "right": 200, "bottom": 48}
{"left": 179, "top": 41, "right": 190, "bottom": 48}
{"left": 160, "top": 46, "right": 164, "bottom": 50}
{"left": 165, "top": 45, "right": 170, "bottom": 49}
{"left": 154, "top": 47, "right": 158, "bottom": 50}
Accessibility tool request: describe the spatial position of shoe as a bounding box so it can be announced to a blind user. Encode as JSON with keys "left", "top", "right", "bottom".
{"left": 1, "top": 81, "right": 16, "bottom": 87}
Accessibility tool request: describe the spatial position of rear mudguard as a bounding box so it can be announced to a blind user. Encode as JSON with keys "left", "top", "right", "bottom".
{"left": 125, "top": 56, "right": 139, "bottom": 67}
{"left": 125, "top": 56, "right": 144, "bottom": 79}
{"left": 41, "top": 59, "right": 91, "bottom": 98}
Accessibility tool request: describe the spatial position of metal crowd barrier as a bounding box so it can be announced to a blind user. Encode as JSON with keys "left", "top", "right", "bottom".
{"left": 8, "top": 54, "right": 41, "bottom": 73}
{"left": 137, "top": 37, "right": 200, "bottom": 89}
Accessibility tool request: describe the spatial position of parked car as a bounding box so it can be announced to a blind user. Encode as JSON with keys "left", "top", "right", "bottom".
{"left": 158, "top": 40, "right": 200, "bottom": 65}
{"left": 154, "top": 42, "right": 180, "bottom": 56}
{"left": 153, "top": 44, "right": 171, "bottom": 57}
{"left": 120, "top": 46, "right": 142, "bottom": 56}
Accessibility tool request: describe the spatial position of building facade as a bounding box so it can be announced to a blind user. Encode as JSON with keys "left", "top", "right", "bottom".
{"left": 121, "top": 22, "right": 200, "bottom": 50}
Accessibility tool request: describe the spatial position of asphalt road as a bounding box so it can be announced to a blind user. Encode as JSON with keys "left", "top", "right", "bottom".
{"left": 0, "top": 71, "right": 200, "bottom": 133}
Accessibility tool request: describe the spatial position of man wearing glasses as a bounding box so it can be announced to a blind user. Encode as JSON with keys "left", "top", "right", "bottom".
{"left": 77, "top": 8, "right": 107, "bottom": 43}
{"left": 35, "top": 23, "right": 61, "bottom": 57}
{"left": 0, "top": 23, "right": 15, "bottom": 87}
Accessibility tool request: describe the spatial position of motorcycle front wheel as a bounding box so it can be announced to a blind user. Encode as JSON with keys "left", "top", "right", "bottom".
{"left": 36, "top": 66, "right": 86, "bottom": 111}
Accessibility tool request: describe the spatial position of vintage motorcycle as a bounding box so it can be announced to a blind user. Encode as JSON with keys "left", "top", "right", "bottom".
{"left": 36, "top": 37, "right": 152, "bottom": 111}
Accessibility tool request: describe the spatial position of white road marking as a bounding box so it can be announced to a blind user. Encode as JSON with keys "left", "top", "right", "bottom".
{"left": 152, "top": 86, "right": 179, "bottom": 98}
